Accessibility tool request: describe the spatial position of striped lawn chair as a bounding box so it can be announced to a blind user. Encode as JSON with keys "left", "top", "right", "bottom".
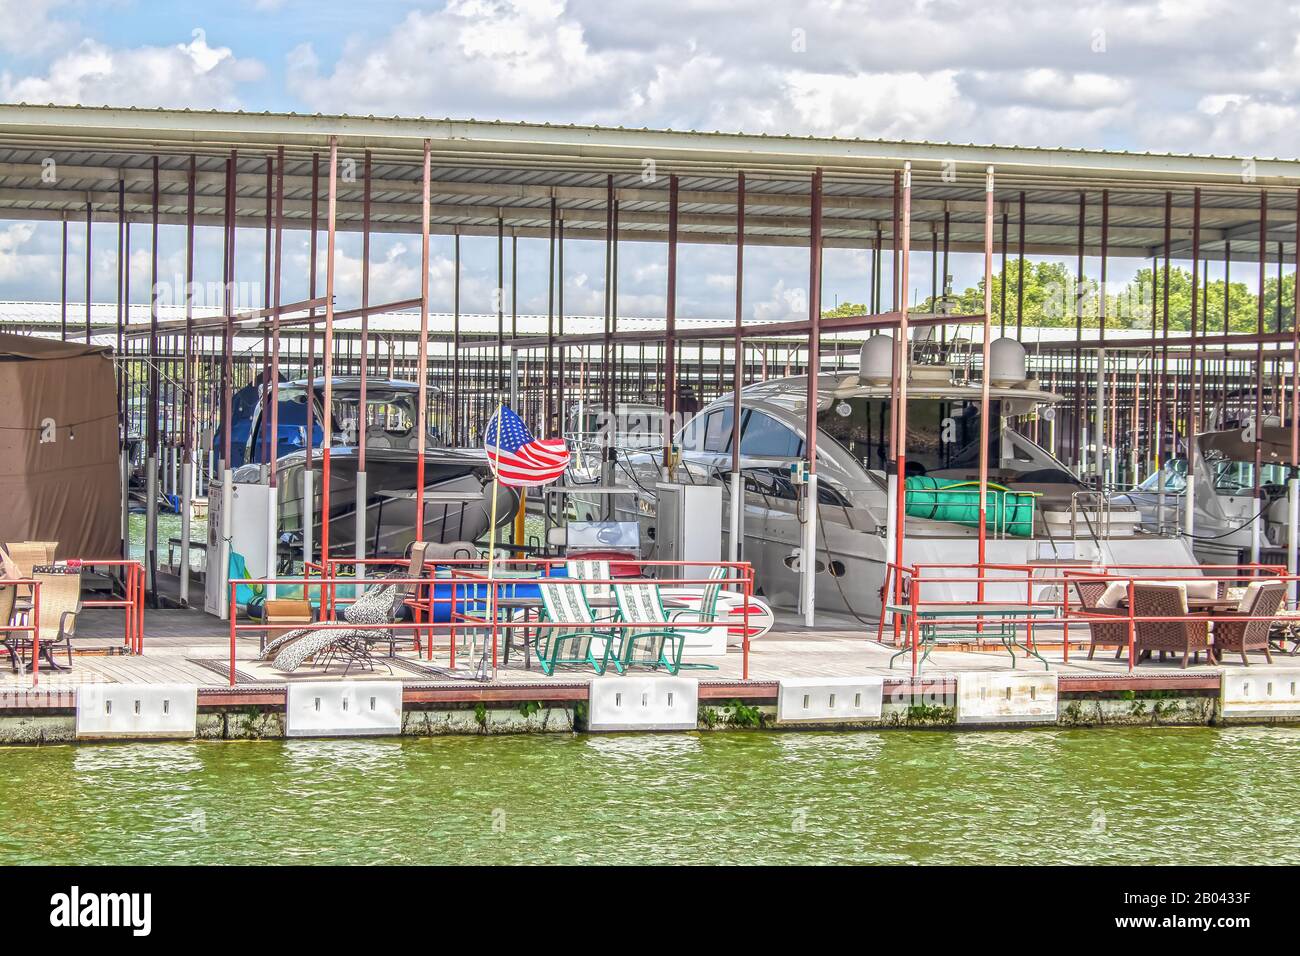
{"left": 566, "top": 559, "right": 615, "bottom": 620}
{"left": 609, "top": 581, "right": 695, "bottom": 675}
{"left": 535, "top": 582, "right": 615, "bottom": 676}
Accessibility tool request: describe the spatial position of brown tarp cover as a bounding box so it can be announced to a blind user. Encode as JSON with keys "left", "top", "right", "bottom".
{"left": 1199, "top": 426, "right": 1295, "bottom": 466}
{"left": 0, "top": 333, "right": 120, "bottom": 560}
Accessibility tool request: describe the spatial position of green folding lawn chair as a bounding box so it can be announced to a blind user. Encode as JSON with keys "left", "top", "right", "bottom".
{"left": 664, "top": 566, "right": 728, "bottom": 635}
{"left": 609, "top": 580, "right": 720, "bottom": 675}
{"left": 535, "top": 581, "right": 616, "bottom": 676}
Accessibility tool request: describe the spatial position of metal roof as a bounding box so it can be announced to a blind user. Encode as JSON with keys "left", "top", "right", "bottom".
{"left": 0, "top": 103, "right": 1296, "bottom": 261}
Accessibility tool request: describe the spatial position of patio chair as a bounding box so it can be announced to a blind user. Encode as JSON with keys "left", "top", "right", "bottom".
{"left": 1132, "top": 581, "right": 1210, "bottom": 669}
{"left": 388, "top": 539, "right": 431, "bottom": 614}
{"left": 23, "top": 566, "right": 83, "bottom": 671}
{"left": 1212, "top": 579, "right": 1284, "bottom": 665}
{"left": 608, "top": 581, "right": 695, "bottom": 675}
{"left": 1072, "top": 578, "right": 1130, "bottom": 660}
{"left": 5, "top": 541, "right": 47, "bottom": 612}
{"left": 534, "top": 581, "right": 614, "bottom": 676}
{"left": 30, "top": 541, "right": 58, "bottom": 564}
{"left": 268, "top": 579, "right": 404, "bottom": 675}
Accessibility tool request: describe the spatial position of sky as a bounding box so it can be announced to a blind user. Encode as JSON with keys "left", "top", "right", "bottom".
{"left": 1, "top": 0, "right": 1297, "bottom": 321}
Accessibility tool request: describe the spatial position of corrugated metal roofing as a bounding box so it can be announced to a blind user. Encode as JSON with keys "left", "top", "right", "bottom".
{"left": 0, "top": 104, "right": 1295, "bottom": 260}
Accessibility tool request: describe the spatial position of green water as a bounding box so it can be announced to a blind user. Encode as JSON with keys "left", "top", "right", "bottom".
{"left": 1, "top": 727, "right": 1296, "bottom": 865}
{"left": 127, "top": 513, "right": 207, "bottom": 570}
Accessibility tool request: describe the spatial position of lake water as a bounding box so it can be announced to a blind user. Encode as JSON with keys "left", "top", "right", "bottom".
{"left": 2, "top": 726, "right": 1296, "bottom": 865}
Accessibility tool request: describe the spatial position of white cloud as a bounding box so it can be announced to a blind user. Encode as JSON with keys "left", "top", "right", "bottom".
{"left": 278, "top": 0, "right": 1300, "bottom": 154}
{"left": 0, "top": 32, "right": 264, "bottom": 109}
{"left": 0, "top": 0, "right": 74, "bottom": 56}
{"left": 0, "top": 223, "right": 40, "bottom": 284}
{"left": 288, "top": 0, "right": 625, "bottom": 116}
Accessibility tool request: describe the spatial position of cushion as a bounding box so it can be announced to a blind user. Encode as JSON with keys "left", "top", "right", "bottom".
{"left": 1236, "top": 581, "right": 1267, "bottom": 613}
{"left": 1183, "top": 580, "right": 1219, "bottom": 601}
{"left": 1096, "top": 581, "right": 1129, "bottom": 609}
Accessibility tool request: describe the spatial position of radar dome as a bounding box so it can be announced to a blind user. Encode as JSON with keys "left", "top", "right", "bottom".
{"left": 859, "top": 333, "right": 894, "bottom": 386}
{"left": 988, "top": 337, "right": 1027, "bottom": 387}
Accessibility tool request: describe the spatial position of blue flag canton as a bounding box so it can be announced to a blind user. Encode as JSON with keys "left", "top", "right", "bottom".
{"left": 485, "top": 406, "right": 533, "bottom": 452}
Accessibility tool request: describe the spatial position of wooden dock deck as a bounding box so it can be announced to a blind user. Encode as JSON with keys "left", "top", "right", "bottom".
{"left": 0, "top": 605, "right": 1235, "bottom": 696}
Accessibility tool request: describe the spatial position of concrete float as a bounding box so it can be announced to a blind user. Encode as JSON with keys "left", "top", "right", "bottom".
{"left": 0, "top": 669, "right": 1273, "bottom": 743}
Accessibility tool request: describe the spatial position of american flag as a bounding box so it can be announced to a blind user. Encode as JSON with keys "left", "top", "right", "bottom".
{"left": 484, "top": 405, "right": 570, "bottom": 487}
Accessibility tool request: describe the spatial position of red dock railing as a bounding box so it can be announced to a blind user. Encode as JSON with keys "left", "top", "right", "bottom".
{"left": 883, "top": 561, "right": 1295, "bottom": 677}
{"left": 228, "top": 558, "right": 755, "bottom": 686}
{"left": 73, "top": 559, "right": 146, "bottom": 654}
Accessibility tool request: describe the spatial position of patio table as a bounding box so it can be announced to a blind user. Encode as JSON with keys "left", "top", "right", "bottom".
{"left": 885, "top": 603, "right": 1056, "bottom": 672}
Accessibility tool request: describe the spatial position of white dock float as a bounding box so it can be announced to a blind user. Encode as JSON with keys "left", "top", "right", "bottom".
{"left": 956, "top": 672, "right": 1058, "bottom": 725}
{"left": 1220, "top": 668, "right": 1300, "bottom": 718}
{"left": 587, "top": 676, "right": 698, "bottom": 732}
{"left": 75, "top": 683, "right": 198, "bottom": 739}
{"left": 776, "top": 677, "right": 884, "bottom": 724}
{"left": 285, "top": 681, "right": 404, "bottom": 737}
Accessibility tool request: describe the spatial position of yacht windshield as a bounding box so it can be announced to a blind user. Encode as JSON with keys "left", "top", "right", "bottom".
{"left": 333, "top": 390, "right": 419, "bottom": 446}
{"left": 1206, "top": 454, "right": 1289, "bottom": 492}
{"left": 818, "top": 396, "right": 1076, "bottom": 485}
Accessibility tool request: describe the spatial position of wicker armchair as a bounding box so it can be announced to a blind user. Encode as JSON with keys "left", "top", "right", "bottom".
{"left": 4, "top": 541, "right": 47, "bottom": 612}
{"left": 1073, "top": 578, "right": 1130, "bottom": 660}
{"left": 9, "top": 567, "right": 83, "bottom": 671}
{"left": 1213, "top": 580, "right": 1284, "bottom": 665}
{"left": 1132, "top": 582, "right": 1210, "bottom": 668}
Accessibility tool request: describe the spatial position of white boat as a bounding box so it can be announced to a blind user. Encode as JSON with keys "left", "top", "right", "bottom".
{"left": 565, "top": 339, "right": 1199, "bottom": 618}
{"left": 1114, "top": 423, "right": 1294, "bottom": 566}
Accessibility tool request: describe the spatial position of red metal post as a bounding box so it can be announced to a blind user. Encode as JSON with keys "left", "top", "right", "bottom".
{"left": 270, "top": 147, "right": 284, "bottom": 493}
{"left": 416, "top": 140, "right": 431, "bottom": 543}
{"left": 30, "top": 583, "right": 40, "bottom": 686}
{"left": 544, "top": 197, "right": 555, "bottom": 433}
{"left": 978, "top": 167, "right": 994, "bottom": 593}
{"left": 305, "top": 153, "right": 318, "bottom": 565}
{"left": 84, "top": 198, "right": 92, "bottom": 343}
{"left": 732, "top": 172, "right": 745, "bottom": 560}
{"left": 228, "top": 582, "right": 236, "bottom": 687}
{"left": 320, "top": 138, "right": 338, "bottom": 562}
{"left": 360, "top": 150, "right": 371, "bottom": 469}
{"left": 664, "top": 175, "right": 679, "bottom": 473}
{"left": 1254, "top": 190, "right": 1268, "bottom": 566}
{"left": 892, "top": 164, "right": 913, "bottom": 608}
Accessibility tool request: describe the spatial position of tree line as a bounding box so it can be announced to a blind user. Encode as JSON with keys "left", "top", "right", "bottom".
{"left": 824, "top": 261, "right": 1296, "bottom": 332}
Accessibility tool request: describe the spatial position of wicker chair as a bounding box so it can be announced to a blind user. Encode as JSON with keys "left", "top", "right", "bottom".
{"left": 1132, "top": 582, "right": 1210, "bottom": 668}
{"left": 26, "top": 567, "right": 82, "bottom": 670}
{"left": 1213, "top": 580, "right": 1284, "bottom": 665}
{"left": 1073, "top": 578, "right": 1131, "bottom": 660}
{"left": 5, "top": 541, "right": 47, "bottom": 612}
{"left": 30, "top": 541, "right": 58, "bottom": 564}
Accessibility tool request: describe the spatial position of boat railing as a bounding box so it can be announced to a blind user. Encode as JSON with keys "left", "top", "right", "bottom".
{"left": 1069, "top": 489, "right": 1114, "bottom": 540}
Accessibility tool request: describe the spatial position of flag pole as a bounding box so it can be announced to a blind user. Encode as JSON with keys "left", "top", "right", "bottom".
{"left": 487, "top": 401, "right": 505, "bottom": 575}
{"left": 485, "top": 401, "right": 504, "bottom": 676}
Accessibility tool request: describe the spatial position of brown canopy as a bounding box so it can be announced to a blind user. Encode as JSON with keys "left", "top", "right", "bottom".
{"left": 0, "top": 333, "right": 120, "bottom": 560}
{"left": 1198, "top": 426, "right": 1295, "bottom": 467}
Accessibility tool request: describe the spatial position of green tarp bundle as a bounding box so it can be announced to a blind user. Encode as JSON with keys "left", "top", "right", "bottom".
{"left": 903, "top": 476, "right": 1036, "bottom": 536}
